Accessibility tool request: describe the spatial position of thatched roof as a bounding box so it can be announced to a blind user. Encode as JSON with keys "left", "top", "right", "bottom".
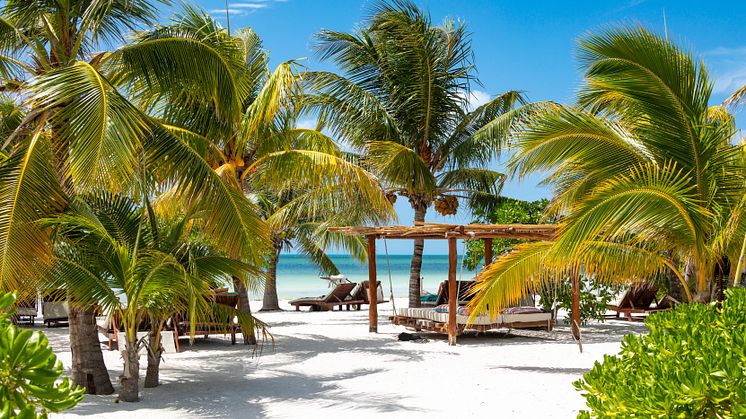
{"left": 328, "top": 222, "right": 557, "bottom": 240}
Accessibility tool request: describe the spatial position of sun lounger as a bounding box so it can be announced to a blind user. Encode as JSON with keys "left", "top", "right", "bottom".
{"left": 13, "top": 295, "right": 37, "bottom": 325}
{"left": 172, "top": 292, "right": 243, "bottom": 352}
{"left": 42, "top": 289, "right": 69, "bottom": 327}
{"left": 289, "top": 282, "right": 361, "bottom": 311}
{"left": 607, "top": 283, "right": 673, "bottom": 321}
{"left": 347, "top": 281, "right": 388, "bottom": 310}
{"left": 419, "top": 280, "right": 476, "bottom": 307}
{"left": 97, "top": 313, "right": 120, "bottom": 351}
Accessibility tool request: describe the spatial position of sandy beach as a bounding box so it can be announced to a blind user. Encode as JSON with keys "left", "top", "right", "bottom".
{"left": 43, "top": 299, "right": 645, "bottom": 418}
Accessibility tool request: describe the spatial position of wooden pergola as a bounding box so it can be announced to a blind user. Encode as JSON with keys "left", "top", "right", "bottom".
{"left": 329, "top": 222, "right": 580, "bottom": 345}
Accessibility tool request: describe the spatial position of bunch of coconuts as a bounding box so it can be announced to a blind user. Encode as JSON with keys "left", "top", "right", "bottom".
{"left": 434, "top": 195, "right": 458, "bottom": 215}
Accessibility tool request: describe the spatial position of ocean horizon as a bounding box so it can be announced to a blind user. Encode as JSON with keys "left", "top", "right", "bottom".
{"left": 253, "top": 254, "right": 479, "bottom": 299}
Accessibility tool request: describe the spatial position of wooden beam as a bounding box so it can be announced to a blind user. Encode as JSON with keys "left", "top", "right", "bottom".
{"left": 367, "top": 235, "right": 377, "bottom": 333}
{"left": 571, "top": 267, "right": 581, "bottom": 341}
{"left": 447, "top": 238, "right": 457, "bottom": 346}
{"left": 327, "top": 223, "right": 557, "bottom": 241}
{"left": 483, "top": 238, "right": 493, "bottom": 267}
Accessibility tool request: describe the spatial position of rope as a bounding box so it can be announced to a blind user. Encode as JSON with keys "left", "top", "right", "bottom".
{"left": 383, "top": 238, "right": 396, "bottom": 313}
{"left": 456, "top": 234, "right": 474, "bottom": 304}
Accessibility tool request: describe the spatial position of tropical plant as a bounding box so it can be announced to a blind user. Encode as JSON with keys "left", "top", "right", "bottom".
{"left": 254, "top": 186, "right": 369, "bottom": 311}
{"left": 0, "top": 291, "right": 84, "bottom": 417}
{"left": 0, "top": 0, "right": 272, "bottom": 394}
{"left": 308, "top": 0, "right": 525, "bottom": 307}
{"left": 575, "top": 288, "right": 746, "bottom": 418}
{"left": 469, "top": 26, "right": 746, "bottom": 320}
{"left": 535, "top": 276, "right": 623, "bottom": 324}
{"left": 43, "top": 192, "right": 264, "bottom": 402}
{"left": 112, "top": 6, "right": 393, "bottom": 312}
{"left": 463, "top": 197, "right": 550, "bottom": 270}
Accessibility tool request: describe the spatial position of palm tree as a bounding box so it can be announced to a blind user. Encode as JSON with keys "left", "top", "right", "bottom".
{"left": 44, "top": 192, "right": 262, "bottom": 402}
{"left": 253, "top": 183, "right": 370, "bottom": 311}
{"left": 113, "top": 6, "right": 394, "bottom": 312}
{"left": 469, "top": 26, "right": 746, "bottom": 319}
{"left": 0, "top": 1, "right": 271, "bottom": 394}
{"left": 308, "top": 0, "right": 525, "bottom": 307}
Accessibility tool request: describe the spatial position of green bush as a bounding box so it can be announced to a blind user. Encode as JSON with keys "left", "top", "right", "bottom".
{"left": 537, "top": 277, "right": 622, "bottom": 325}
{"left": 574, "top": 288, "right": 746, "bottom": 418}
{"left": 0, "top": 292, "right": 84, "bottom": 418}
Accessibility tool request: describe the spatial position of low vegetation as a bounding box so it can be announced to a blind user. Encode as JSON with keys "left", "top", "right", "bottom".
{"left": 0, "top": 292, "right": 83, "bottom": 417}
{"left": 575, "top": 288, "right": 746, "bottom": 418}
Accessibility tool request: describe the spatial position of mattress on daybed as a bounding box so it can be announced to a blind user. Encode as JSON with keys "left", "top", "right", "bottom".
{"left": 396, "top": 307, "right": 551, "bottom": 326}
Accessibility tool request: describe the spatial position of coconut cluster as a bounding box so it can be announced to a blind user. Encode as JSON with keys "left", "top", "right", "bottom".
{"left": 434, "top": 195, "right": 458, "bottom": 215}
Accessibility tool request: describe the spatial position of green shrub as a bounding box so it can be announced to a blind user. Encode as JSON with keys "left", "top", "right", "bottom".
{"left": 0, "top": 292, "right": 84, "bottom": 418}
{"left": 537, "top": 277, "right": 622, "bottom": 325}
{"left": 574, "top": 288, "right": 746, "bottom": 418}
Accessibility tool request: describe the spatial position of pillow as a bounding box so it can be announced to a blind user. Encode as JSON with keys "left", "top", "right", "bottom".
{"left": 433, "top": 304, "right": 449, "bottom": 313}
{"left": 502, "top": 306, "right": 544, "bottom": 314}
{"left": 432, "top": 304, "right": 472, "bottom": 316}
{"left": 456, "top": 306, "right": 472, "bottom": 316}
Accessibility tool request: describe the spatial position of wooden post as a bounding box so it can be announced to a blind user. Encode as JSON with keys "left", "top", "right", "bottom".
{"left": 571, "top": 267, "right": 581, "bottom": 341}
{"left": 367, "top": 235, "right": 378, "bottom": 333}
{"left": 483, "top": 238, "right": 493, "bottom": 267}
{"left": 448, "top": 237, "right": 458, "bottom": 345}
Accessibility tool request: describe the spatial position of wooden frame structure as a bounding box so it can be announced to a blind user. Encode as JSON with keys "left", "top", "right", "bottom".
{"left": 328, "top": 222, "right": 568, "bottom": 345}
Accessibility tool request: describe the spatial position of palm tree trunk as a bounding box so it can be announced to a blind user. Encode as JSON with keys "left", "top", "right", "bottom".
{"left": 664, "top": 251, "right": 683, "bottom": 303}
{"left": 260, "top": 245, "right": 282, "bottom": 311}
{"left": 144, "top": 330, "right": 162, "bottom": 388}
{"left": 69, "top": 306, "right": 114, "bottom": 395}
{"left": 408, "top": 199, "right": 428, "bottom": 308}
{"left": 118, "top": 336, "right": 140, "bottom": 402}
{"left": 688, "top": 258, "right": 711, "bottom": 303}
{"left": 713, "top": 257, "right": 729, "bottom": 302}
{"left": 233, "top": 276, "right": 257, "bottom": 345}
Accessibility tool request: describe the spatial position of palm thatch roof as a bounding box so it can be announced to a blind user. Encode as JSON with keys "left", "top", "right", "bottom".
{"left": 328, "top": 222, "right": 556, "bottom": 241}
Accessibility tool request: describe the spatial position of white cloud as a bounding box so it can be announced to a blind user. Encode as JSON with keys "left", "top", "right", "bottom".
{"left": 209, "top": 8, "right": 245, "bottom": 15}
{"left": 231, "top": 2, "right": 269, "bottom": 9}
{"left": 705, "top": 46, "right": 746, "bottom": 94}
{"left": 209, "top": 0, "right": 285, "bottom": 17}
{"left": 468, "top": 90, "right": 491, "bottom": 111}
{"left": 457, "top": 89, "right": 491, "bottom": 111}
{"left": 714, "top": 67, "right": 746, "bottom": 95}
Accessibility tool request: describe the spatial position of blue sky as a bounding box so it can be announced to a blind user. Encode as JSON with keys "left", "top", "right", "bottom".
{"left": 175, "top": 0, "right": 746, "bottom": 254}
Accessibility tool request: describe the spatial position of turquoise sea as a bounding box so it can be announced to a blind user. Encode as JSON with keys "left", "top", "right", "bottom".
{"left": 253, "top": 254, "right": 478, "bottom": 299}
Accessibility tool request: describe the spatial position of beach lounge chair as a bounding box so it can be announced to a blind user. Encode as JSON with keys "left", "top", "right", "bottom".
{"left": 607, "top": 283, "right": 672, "bottom": 320}
{"left": 13, "top": 295, "right": 37, "bottom": 325}
{"left": 348, "top": 281, "right": 388, "bottom": 310}
{"left": 97, "top": 313, "right": 120, "bottom": 351}
{"left": 420, "top": 279, "right": 479, "bottom": 307}
{"left": 171, "top": 291, "right": 243, "bottom": 352}
{"left": 289, "top": 282, "right": 360, "bottom": 311}
{"left": 42, "top": 289, "right": 69, "bottom": 327}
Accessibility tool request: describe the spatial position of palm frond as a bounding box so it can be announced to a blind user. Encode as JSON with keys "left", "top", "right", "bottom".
{"left": 365, "top": 141, "right": 436, "bottom": 195}
{"left": 145, "top": 124, "right": 270, "bottom": 263}
{"left": 467, "top": 241, "right": 558, "bottom": 321}
{"left": 29, "top": 61, "right": 147, "bottom": 190}
{"left": 0, "top": 123, "right": 66, "bottom": 292}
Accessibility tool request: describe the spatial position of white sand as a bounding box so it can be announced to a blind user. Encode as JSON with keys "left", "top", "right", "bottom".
{"left": 44, "top": 299, "right": 645, "bottom": 418}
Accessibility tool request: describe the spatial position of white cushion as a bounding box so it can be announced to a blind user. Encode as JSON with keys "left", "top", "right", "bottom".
{"left": 502, "top": 312, "right": 553, "bottom": 323}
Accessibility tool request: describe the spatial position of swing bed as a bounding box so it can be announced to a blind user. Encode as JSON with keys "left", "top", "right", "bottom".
{"left": 329, "top": 222, "right": 562, "bottom": 345}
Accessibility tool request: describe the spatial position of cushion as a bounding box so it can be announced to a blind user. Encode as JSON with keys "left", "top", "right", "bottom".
{"left": 433, "top": 304, "right": 449, "bottom": 313}
{"left": 433, "top": 304, "right": 472, "bottom": 316}
{"left": 502, "top": 306, "right": 544, "bottom": 314}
